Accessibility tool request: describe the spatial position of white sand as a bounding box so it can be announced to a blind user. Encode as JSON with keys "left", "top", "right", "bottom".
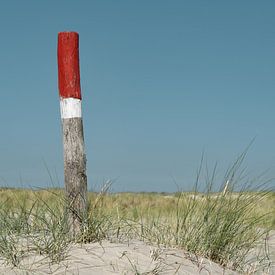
{"left": 0, "top": 232, "right": 274, "bottom": 274}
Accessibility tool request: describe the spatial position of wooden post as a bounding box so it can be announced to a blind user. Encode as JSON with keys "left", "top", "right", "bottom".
{"left": 57, "top": 32, "right": 87, "bottom": 235}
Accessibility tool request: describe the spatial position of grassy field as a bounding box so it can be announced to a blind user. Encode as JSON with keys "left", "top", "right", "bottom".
{"left": 0, "top": 186, "right": 274, "bottom": 273}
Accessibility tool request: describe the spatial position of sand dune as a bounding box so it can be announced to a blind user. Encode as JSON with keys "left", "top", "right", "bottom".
{"left": 0, "top": 232, "right": 274, "bottom": 274}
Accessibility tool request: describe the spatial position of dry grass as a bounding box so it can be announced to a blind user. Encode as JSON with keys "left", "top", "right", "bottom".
{"left": 0, "top": 151, "right": 274, "bottom": 272}
{"left": 0, "top": 187, "right": 273, "bottom": 272}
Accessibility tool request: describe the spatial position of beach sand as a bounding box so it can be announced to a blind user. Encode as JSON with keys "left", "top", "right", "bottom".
{"left": 0, "top": 232, "right": 274, "bottom": 274}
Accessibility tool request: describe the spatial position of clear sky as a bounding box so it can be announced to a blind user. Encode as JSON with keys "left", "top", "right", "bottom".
{"left": 0, "top": 1, "right": 274, "bottom": 192}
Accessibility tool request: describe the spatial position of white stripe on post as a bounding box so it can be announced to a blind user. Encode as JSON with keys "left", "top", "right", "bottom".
{"left": 57, "top": 31, "right": 87, "bottom": 236}
{"left": 60, "top": 98, "right": 82, "bottom": 119}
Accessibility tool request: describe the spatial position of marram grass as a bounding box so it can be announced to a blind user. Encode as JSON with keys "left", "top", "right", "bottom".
{"left": 0, "top": 187, "right": 273, "bottom": 272}
{"left": 0, "top": 151, "right": 274, "bottom": 273}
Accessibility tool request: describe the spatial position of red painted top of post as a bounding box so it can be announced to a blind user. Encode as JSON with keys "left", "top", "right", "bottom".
{"left": 58, "top": 32, "right": 81, "bottom": 99}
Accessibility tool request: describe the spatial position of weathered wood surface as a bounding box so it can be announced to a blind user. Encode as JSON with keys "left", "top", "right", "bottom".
{"left": 62, "top": 117, "right": 87, "bottom": 235}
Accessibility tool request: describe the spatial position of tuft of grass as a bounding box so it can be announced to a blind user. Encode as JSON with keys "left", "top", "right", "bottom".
{"left": 135, "top": 151, "right": 273, "bottom": 272}
{"left": 170, "top": 190, "right": 270, "bottom": 270}
{"left": 77, "top": 182, "right": 113, "bottom": 243}
{"left": 0, "top": 187, "right": 111, "bottom": 267}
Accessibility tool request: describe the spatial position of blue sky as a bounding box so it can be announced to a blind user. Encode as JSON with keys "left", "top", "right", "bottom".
{"left": 0, "top": 1, "right": 274, "bottom": 192}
